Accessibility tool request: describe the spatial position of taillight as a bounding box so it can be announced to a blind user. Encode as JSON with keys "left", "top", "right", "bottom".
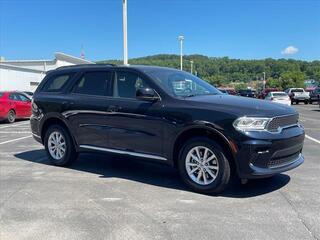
{"left": 31, "top": 99, "right": 38, "bottom": 113}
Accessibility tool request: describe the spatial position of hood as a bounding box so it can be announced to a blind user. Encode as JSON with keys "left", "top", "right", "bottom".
{"left": 185, "top": 94, "right": 297, "bottom": 117}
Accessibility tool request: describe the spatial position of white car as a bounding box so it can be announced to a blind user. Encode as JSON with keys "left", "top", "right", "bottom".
{"left": 265, "top": 92, "right": 291, "bottom": 106}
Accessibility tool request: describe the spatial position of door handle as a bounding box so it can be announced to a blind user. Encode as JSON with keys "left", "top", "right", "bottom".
{"left": 62, "top": 101, "right": 74, "bottom": 107}
{"left": 108, "top": 105, "right": 121, "bottom": 112}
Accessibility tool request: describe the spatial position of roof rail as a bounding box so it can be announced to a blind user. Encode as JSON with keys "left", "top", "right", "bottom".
{"left": 56, "top": 63, "right": 116, "bottom": 70}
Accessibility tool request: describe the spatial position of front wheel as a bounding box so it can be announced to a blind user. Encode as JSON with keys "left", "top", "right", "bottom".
{"left": 178, "top": 137, "right": 231, "bottom": 194}
{"left": 304, "top": 100, "right": 308, "bottom": 104}
{"left": 44, "top": 125, "right": 77, "bottom": 166}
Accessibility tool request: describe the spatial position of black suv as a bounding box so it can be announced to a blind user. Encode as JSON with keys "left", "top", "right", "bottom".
{"left": 31, "top": 64, "right": 305, "bottom": 193}
{"left": 238, "top": 89, "right": 257, "bottom": 98}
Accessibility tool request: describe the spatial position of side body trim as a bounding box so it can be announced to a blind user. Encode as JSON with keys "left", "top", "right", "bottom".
{"left": 79, "top": 144, "right": 167, "bottom": 161}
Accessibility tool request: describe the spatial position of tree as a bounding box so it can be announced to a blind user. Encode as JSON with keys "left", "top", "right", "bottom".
{"left": 266, "top": 77, "right": 282, "bottom": 89}
{"left": 279, "top": 71, "right": 306, "bottom": 89}
{"left": 98, "top": 54, "right": 320, "bottom": 88}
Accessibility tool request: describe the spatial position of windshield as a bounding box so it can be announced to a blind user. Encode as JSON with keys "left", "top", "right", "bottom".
{"left": 272, "top": 92, "right": 288, "bottom": 97}
{"left": 145, "top": 68, "right": 221, "bottom": 97}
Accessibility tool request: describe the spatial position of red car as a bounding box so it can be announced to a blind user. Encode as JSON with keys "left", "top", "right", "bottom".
{"left": 0, "top": 91, "right": 32, "bottom": 123}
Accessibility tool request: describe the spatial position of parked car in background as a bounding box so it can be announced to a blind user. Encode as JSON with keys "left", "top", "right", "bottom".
{"left": 285, "top": 88, "right": 310, "bottom": 104}
{"left": 258, "top": 87, "right": 279, "bottom": 99}
{"left": 264, "top": 92, "right": 291, "bottom": 106}
{"left": 0, "top": 91, "right": 32, "bottom": 123}
{"left": 307, "top": 87, "right": 320, "bottom": 104}
{"left": 31, "top": 64, "right": 304, "bottom": 194}
{"left": 238, "top": 89, "right": 257, "bottom": 98}
{"left": 218, "top": 88, "right": 237, "bottom": 95}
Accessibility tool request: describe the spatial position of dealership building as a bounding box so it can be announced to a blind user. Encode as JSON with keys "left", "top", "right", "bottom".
{"left": 0, "top": 52, "right": 93, "bottom": 92}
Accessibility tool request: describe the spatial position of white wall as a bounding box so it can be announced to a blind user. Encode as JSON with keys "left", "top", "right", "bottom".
{"left": 0, "top": 67, "right": 44, "bottom": 92}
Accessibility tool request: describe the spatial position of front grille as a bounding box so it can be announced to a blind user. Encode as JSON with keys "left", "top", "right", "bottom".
{"left": 267, "top": 114, "right": 299, "bottom": 132}
{"left": 268, "top": 151, "right": 300, "bottom": 168}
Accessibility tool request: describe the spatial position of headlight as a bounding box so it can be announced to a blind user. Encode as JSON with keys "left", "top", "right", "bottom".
{"left": 233, "top": 117, "right": 271, "bottom": 132}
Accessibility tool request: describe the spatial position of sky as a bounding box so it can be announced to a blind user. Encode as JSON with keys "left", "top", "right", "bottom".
{"left": 0, "top": 0, "right": 319, "bottom": 61}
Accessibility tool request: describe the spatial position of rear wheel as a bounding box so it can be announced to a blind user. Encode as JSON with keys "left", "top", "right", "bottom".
{"left": 7, "top": 110, "right": 16, "bottom": 123}
{"left": 304, "top": 100, "right": 308, "bottom": 104}
{"left": 177, "top": 137, "right": 231, "bottom": 194}
{"left": 44, "top": 125, "right": 77, "bottom": 166}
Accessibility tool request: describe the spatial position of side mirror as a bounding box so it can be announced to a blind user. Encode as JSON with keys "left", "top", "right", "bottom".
{"left": 136, "top": 88, "right": 160, "bottom": 102}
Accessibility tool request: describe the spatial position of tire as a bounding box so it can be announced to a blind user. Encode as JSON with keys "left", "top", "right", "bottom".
{"left": 304, "top": 100, "right": 308, "bottom": 105}
{"left": 296, "top": 100, "right": 299, "bottom": 105}
{"left": 44, "top": 124, "right": 77, "bottom": 166}
{"left": 291, "top": 100, "right": 294, "bottom": 105}
{"left": 177, "top": 137, "right": 231, "bottom": 194}
{"left": 6, "top": 110, "right": 16, "bottom": 123}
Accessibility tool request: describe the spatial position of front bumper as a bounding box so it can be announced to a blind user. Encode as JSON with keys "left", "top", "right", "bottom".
{"left": 234, "top": 125, "right": 305, "bottom": 179}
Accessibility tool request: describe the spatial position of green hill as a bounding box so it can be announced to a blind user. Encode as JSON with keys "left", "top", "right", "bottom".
{"left": 98, "top": 54, "right": 320, "bottom": 90}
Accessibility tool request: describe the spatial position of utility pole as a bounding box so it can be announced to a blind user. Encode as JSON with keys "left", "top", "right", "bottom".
{"left": 123, "top": 0, "right": 128, "bottom": 65}
{"left": 190, "top": 60, "right": 194, "bottom": 74}
{"left": 263, "top": 72, "right": 266, "bottom": 90}
{"left": 178, "top": 35, "right": 184, "bottom": 70}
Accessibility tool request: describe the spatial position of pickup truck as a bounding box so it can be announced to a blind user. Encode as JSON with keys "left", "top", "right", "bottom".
{"left": 285, "top": 88, "right": 310, "bottom": 104}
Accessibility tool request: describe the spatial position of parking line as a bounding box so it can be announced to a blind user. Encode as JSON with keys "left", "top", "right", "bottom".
{"left": 305, "top": 134, "right": 320, "bottom": 145}
{"left": 0, "top": 135, "right": 32, "bottom": 145}
{"left": 0, "top": 122, "right": 29, "bottom": 129}
{"left": 0, "top": 131, "right": 31, "bottom": 134}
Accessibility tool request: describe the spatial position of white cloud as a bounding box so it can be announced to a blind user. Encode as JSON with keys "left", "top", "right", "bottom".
{"left": 281, "top": 46, "right": 299, "bottom": 55}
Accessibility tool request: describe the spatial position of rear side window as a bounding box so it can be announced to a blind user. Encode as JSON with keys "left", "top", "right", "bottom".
{"left": 43, "top": 74, "right": 74, "bottom": 92}
{"left": 0, "top": 92, "right": 3, "bottom": 98}
{"left": 17, "top": 94, "right": 30, "bottom": 102}
{"left": 72, "top": 71, "right": 113, "bottom": 96}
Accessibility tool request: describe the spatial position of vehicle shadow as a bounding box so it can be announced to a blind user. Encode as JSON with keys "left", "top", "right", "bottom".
{"left": 0, "top": 118, "right": 29, "bottom": 124}
{"left": 14, "top": 150, "right": 290, "bottom": 198}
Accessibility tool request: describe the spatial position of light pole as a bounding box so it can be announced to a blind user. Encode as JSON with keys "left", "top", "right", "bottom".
{"left": 190, "top": 60, "right": 194, "bottom": 74}
{"left": 178, "top": 35, "right": 184, "bottom": 70}
{"left": 263, "top": 72, "right": 266, "bottom": 90}
{"left": 123, "top": 0, "right": 128, "bottom": 65}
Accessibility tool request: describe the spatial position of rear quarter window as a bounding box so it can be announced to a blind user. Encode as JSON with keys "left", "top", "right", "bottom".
{"left": 42, "top": 73, "right": 74, "bottom": 92}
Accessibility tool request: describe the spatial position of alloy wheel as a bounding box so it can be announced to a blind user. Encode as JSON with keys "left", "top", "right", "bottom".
{"left": 48, "top": 131, "right": 67, "bottom": 160}
{"left": 185, "top": 146, "right": 219, "bottom": 185}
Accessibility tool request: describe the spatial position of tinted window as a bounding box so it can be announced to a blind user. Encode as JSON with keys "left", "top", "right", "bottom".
{"left": 0, "top": 92, "right": 3, "bottom": 98}
{"left": 115, "top": 71, "right": 149, "bottom": 98}
{"left": 44, "top": 74, "right": 73, "bottom": 92}
{"left": 73, "top": 71, "right": 112, "bottom": 96}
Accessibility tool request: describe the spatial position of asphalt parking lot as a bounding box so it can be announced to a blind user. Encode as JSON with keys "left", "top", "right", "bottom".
{"left": 0, "top": 104, "right": 319, "bottom": 240}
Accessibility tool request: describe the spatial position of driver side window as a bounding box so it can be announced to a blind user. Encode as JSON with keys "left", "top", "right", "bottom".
{"left": 114, "top": 71, "right": 149, "bottom": 99}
